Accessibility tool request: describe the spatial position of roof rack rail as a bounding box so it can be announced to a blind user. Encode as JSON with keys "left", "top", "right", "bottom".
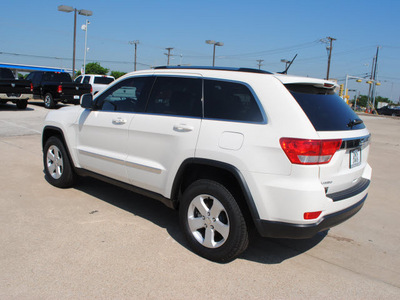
{"left": 154, "top": 66, "right": 273, "bottom": 74}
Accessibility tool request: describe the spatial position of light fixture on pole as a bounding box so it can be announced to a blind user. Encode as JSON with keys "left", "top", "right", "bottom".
{"left": 58, "top": 5, "right": 93, "bottom": 78}
{"left": 81, "top": 20, "right": 90, "bottom": 75}
{"left": 280, "top": 59, "right": 291, "bottom": 69}
{"left": 206, "top": 40, "right": 224, "bottom": 67}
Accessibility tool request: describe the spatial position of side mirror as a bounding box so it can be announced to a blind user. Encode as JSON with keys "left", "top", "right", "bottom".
{"left": 80, "top": 93, "right": 93, "bottom": 109}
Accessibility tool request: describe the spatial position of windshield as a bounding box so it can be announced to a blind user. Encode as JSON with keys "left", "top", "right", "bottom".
{"left": 286, "top": 84, "right": 365, "bottom": 131}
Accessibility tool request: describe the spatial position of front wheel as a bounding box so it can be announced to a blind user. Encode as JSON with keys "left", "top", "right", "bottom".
{"left": 43, "top": 136, "right": 75, "bottom": 188}
{"left": 179, "top": 179, "right": 249, "bottom": 263}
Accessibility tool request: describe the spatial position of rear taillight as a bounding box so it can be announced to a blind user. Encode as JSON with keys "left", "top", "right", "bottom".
{"left": 280, "top": 138, "right": 342, "bottom": 165}
{"left": 30, "top": 83, "right": 33, "bottom": 92}
{"left": 90, "top": 85, "right": 93, "bottom": 93}
{"left": 57, "top": 85, "right": 62, "bottom": 93}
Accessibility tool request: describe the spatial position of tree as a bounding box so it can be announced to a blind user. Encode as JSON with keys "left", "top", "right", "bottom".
{"left": 84, "top": 62, "right": 109, "bottom": 75}
{"left": 110, "top": 71, "right": 126, "bottom": 79}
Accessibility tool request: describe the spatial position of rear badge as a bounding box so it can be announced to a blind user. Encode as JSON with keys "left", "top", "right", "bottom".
{"left": 350, "top": 148, "right": 361, "bottom": 168}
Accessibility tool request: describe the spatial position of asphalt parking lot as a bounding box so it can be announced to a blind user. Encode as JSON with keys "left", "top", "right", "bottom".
{"left": 1, "top": 101, "right": 399, "bottom": 299}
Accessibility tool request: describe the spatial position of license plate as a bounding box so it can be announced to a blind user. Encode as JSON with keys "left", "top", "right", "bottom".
{"left": 74, "top": 95, "right": 80, "bottom": 100}
{"left": 350, "top": 148, "right": 361, "bottom": 168}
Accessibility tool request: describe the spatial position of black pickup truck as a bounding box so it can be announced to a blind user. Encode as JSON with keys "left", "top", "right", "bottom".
{"left": 0, "top": 67, "right": 32, "bottom": 109}
{"left": 26, "top": 71, "right": 91, "bottom": 109}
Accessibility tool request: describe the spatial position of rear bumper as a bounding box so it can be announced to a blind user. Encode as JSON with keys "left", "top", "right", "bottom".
{"left": 255, "top": 194, "right": 367, "bottom": 239}
{"left": 59, "top": 94, "right": 81, "bottom": 104}
{"left": 0, "top": 93, "right": 31, "bottom": 100}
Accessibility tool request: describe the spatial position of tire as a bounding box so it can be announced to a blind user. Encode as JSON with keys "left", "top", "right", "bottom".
{"left": 16, "top": 99, "right": 28, "bottom": 109}
{"left": 43, "top": 136, "right": 75, "bottom": 188}
{"left": 44, "top": 93, "right": 56, "bottom": 109}
{"left": 179, "top": 179, "right": 249, "bottom": 263}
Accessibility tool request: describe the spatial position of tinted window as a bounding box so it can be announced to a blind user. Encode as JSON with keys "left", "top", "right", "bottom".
{"left": 204, "top": 79, "right": 264, "bottom": 122}
{"left": 286, "top": 84, "right": 366, "bottom": 131}
{"left": 94, "top": 77, "right": 114, "bottom": 84}
{"left": 42, "top": 72, "right": 72, "bottom": 83}
{"left": 95, "top": 76, "right": 153, "bottom": 112}
{"left": 83, "top": 76, "right": 90, "bottom": 84}
{"left": 146, "top": 77, "right": 202, "bottom": 117}
{"left": 74, "top": 75, "right": 83, "bottom": 83}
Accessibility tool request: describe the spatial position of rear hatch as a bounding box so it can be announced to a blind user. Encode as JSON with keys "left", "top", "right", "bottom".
{"left": 284, "top": 82, "right": 370, "bottom": 197}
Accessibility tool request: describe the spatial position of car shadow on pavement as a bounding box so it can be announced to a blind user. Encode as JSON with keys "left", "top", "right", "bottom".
{"left": 0, "top": 103, "right": 34, "bottom": 111}
{"left": 29, "top": 100, "right": 69, "bottom": 109}
{"left": 72, "top": 176, "right": 327, "bottom": 264}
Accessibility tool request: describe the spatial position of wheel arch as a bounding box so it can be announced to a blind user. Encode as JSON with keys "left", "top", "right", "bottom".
{"left": 42, "top": 126, "right": 76, "bottom": 170}
{"left": 172, "top": 158, "right": 261, "bottom": 227}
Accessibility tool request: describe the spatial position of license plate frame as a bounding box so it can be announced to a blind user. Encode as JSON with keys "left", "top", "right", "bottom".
{"left": 350, "top": 148, "right": 361, "bottom": 168}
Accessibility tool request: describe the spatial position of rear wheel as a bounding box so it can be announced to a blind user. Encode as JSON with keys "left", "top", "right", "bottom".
{"left": 179, "top": 179, "right": 249, "bottom": 263}
{"left": 16, "top": 99, "right": 28, "bottom": 109}
{"left": 43, "top": 136, "right": 75, "bottom": 188}
{"left": 44, "top": 93, "right": 55, "bottom": 109}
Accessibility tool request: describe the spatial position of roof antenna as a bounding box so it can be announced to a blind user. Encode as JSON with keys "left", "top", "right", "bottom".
{"left": 280, "top": 54, "right": 297, "bottom": 74}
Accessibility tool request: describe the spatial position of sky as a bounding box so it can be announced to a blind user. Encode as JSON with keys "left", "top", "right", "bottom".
{"left": 1, "top": 0, "right": 399, "bottom": 102}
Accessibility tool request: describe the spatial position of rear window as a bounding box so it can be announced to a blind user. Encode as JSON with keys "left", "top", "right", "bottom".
{"left": 42, "top": 72, "right": 72, "bottom": 83}
{"left": 286, "top": 84, "right": 365, "bottom": 131}
{"left": 0, "top": 68, "right": 15, "bottom": 79}
{"left": 94, "top": 77, "right": 114, "bottom": 84}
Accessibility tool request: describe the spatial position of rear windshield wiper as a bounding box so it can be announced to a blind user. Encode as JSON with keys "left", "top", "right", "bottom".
{"left": 347, "top": 119, "right": 363, "bottom": 128}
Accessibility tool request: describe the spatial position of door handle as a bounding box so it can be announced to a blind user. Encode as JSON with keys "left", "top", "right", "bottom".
{"left": 173, "top": 124, "right": 194, "bottom": 132}
{"left": 112, "top": 118, "right": 127, "bottom": 125}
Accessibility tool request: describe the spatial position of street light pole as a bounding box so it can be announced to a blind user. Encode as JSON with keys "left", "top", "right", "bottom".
{"left": 206, "top": 40, "right": 224, "bottom": 67}
{"left": 81, "top": 19, "right": 90, "bottom": 74}
{"left": 58, "top": 5, "right": 93, "bottom": 78}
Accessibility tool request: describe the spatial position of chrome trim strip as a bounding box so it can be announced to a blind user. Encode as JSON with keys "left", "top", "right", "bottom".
{"left": 340, "top": 134, "right": 371, "bottom": 150}
{"left": 125, "top": 161, "right": 162, "bottom": 174}
{"left": 79, "top": 149, "right": 125, "bottom": 165}
{"left": 78, "top": 149, "right": 162, "bottom": 174}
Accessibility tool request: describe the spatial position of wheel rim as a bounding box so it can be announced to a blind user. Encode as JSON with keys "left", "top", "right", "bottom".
{"left": 46, "top": 145, "right": 64, "bottom": 179}
{"left": 187, "top": 194, "right": 230, "bottom": 249}
{"left": 44, "top": 95, "right": 51, "bottom": 107}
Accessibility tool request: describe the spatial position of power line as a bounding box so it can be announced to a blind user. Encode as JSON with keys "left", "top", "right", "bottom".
{"left": 0, "top": 51, "right": 151, "bottom": 67}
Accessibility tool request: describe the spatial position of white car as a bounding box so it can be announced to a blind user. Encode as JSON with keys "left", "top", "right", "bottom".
{"left": 43, "top": 67, "right": 371, "bottom": 262}
{"left": 74, "top": 74, "right": 115, "bottom": 95}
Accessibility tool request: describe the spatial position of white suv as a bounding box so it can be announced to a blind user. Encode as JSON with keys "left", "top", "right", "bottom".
{"left": 42, "top": 67, "right": 371, "bottom": 262}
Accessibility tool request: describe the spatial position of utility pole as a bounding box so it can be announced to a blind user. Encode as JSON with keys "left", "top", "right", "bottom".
{"left": 164, "top": 47, "right": 174, "bottom": 66}
{"left": 371, "top": 46, "right": 380, "bottom": 109}
{"left": 256, "top": 59, "right": 264, "bottom": 70}
{"left": 325, "top": 36, "right": 336, "bottom": 80}
{"left": 129, "top": 40, "right": 139, "bottom": 71}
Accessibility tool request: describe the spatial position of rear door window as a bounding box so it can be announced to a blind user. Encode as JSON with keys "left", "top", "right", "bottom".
{"left": 146, "top": 76, "right": 202, "bottom": 117}
{"left": 204, "top": 79, "right": 264, "bottom": 122}
{"left": 286, "top": 84, "right": 365, "bottom": 131}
